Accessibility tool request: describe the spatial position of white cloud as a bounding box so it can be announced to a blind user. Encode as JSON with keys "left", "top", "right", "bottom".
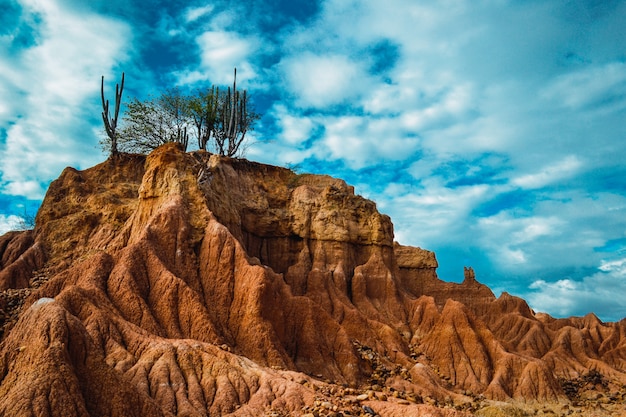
{"left": 514, "top": 220, "right": 555, "bottom": 243}
{"left": 175, "top": 30, "right": 260, "bottom": 87}
{"left": 281, "top": 53, "right": 372, "bottom": 108}
{"left": 272, "top": 105, "right": 315, "bottom": 145}
{"left": 184, "top": 4, "right": 215, "bottom": 23}
{"left": 541, "top": 62, "right": 626, "bottom": 111}
{"left": 198, "top": 31, "right": 250, "bottom": 69}
{"left": 397, "top": 83, "right": 477, "bottom": 133}
{"left": 599, "top": 257, "right": 626, "bottom": 273}
{"left": 0, "top": 214, "right": 26, "bottom": 235}
{"left": 364, "top": 83, "right": 418, "bottom": 115}
{"left": 528, "top": 279, "right": 578, "bottom": 316}
{"left": 384, "top": 171, "right": 626, "bottom": 282}
{"left": 0, "top": 0, "right": 131, "bottom": 199}
{"left": 4, "top": 180, "right": 46, "bottom": 199}
{"left": 511, "top": 155, "right": 583, "bottom": 189}
{"left": 528, "top": 257, "right": 626, "bottom": 321}
{"left": 379, "top": 179, "right": 491, "bottom": 246}
{"left": 246, "top": 105, "right": 317, "bottom": 167}
{"left": 318, "top": 114, "right": 422, "bottom": 169}
{"left": 473, "top": 213, "right": 566, "bottom": 267}
{"left": 502, "top": 248, "right": 527, "bottom": 265}
{"left": 247, "top": 138, "right": 315, "bottom": 168}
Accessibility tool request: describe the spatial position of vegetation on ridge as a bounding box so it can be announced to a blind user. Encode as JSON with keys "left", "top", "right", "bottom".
{"left": 100, "top": 68, "right": 259, "bottom": 157}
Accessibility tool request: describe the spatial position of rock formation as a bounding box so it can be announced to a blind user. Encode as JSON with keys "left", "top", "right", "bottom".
{"left": 0, "top": 143, "right": 624, "bottom": 416}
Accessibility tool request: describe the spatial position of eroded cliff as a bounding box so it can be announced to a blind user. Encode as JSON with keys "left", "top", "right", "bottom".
{"left": 0, "top": 143, "right": 624, "bottom": 417}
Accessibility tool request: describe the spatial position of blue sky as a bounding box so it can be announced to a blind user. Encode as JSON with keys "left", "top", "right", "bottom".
{"left": 1, "top": 0, "right": 626, "bottom": 321}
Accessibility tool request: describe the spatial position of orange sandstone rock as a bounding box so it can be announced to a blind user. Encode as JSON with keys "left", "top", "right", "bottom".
{"left": 0, "top": 143, "right": 624, "bottom": 416}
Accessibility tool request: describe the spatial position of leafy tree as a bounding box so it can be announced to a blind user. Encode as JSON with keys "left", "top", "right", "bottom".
{"left": 117, "top": 88, "right": 189, "bottom": 153}
{"left": 187, "top": 85, "right": 219, "bottom": 151}
{"left": 156, "top": 88, "right": 190, "bottom": 151}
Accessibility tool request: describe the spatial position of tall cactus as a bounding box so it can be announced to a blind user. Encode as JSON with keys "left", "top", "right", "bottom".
{"left": 226, "top": 67, "right": 238, "bottom": 147}
{"left": 217, "top": 68, "right": 253, "bottom": 157}
{"left": 101, "top": 72, "right": 125, "bottom": 157}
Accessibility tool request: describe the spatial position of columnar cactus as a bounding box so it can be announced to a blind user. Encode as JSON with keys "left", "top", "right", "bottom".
{"left": 101, "top": 72, "right": 125, "bottom": 156}
{"left": 217, "top": 68, "right": 253, "bottom": 157}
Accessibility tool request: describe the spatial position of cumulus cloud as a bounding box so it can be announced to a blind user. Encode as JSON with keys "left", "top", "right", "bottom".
{"left": 0, "top": 214, "right": 27, "bottom": 235}
{"left": 184, "top": 4, "right": 215, "bottom": 23}
{"left": 474, "top": 213, "right": 566, "bottom": 269}
{"left": 280, "top": 53, "right": 373, "bottom": 109}
{"left": 528, "top": 255, "right": 626, "bottom": 321}
{"left": 541, "top": 62, "right": 626, "bottom": 111}
{"left": 0, "top": 0, "right": 131, "bottom": 199}
{"left": 196, "top": 31, "right": 257, "bottom": 81}
{"left": 174, "top": 29, "right": 260, "bottom": 87}
{"left": 271, "top": 104, "right": 315, "bottom": 146}
{"left": 377, "top": 179, "right": 492, "bottom": 246}
{"left": 511, "top": 155, "right": 584, "bottom": 189}
{"left": 316, "top": 115, "right": 421, "bottom": 169}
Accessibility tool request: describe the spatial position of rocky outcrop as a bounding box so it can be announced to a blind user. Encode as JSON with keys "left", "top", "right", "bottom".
{"left": 0, "top": 143, "right": 625, "bottom": 416}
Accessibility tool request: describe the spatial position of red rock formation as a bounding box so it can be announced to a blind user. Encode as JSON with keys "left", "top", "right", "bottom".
{"left": 0, "top": 143, "right": 624, "bottom": 416}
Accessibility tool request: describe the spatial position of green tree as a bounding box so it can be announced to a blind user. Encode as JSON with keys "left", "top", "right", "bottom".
{"left": 187, "top": 85, "right": 219, "bottom": 151}
{"left": 117, "top": 88, "right": 189, "bottom": 153}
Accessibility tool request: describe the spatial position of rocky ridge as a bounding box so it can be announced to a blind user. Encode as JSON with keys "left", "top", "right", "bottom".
{"left": 0, "top": 143, "right": 624, "bottom": 416}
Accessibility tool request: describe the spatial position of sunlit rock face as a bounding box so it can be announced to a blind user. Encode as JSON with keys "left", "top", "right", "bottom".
{"left": 0, "top": 143, "right": 624, "bottom": 416}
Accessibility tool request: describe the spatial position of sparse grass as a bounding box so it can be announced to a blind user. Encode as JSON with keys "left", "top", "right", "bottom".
{"left": 287, "top": 173, "right": 308, "bottom": 189}
{"left": 475, "top": 404, "right": 531, "bottom": 417}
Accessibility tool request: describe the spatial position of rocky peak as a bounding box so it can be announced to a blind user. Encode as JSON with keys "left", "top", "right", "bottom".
{"left": 462, "top": 266, "right": 476, "bottom": 283}
{"left": 0, "top": 143, "right": 624, "bottom": 417}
